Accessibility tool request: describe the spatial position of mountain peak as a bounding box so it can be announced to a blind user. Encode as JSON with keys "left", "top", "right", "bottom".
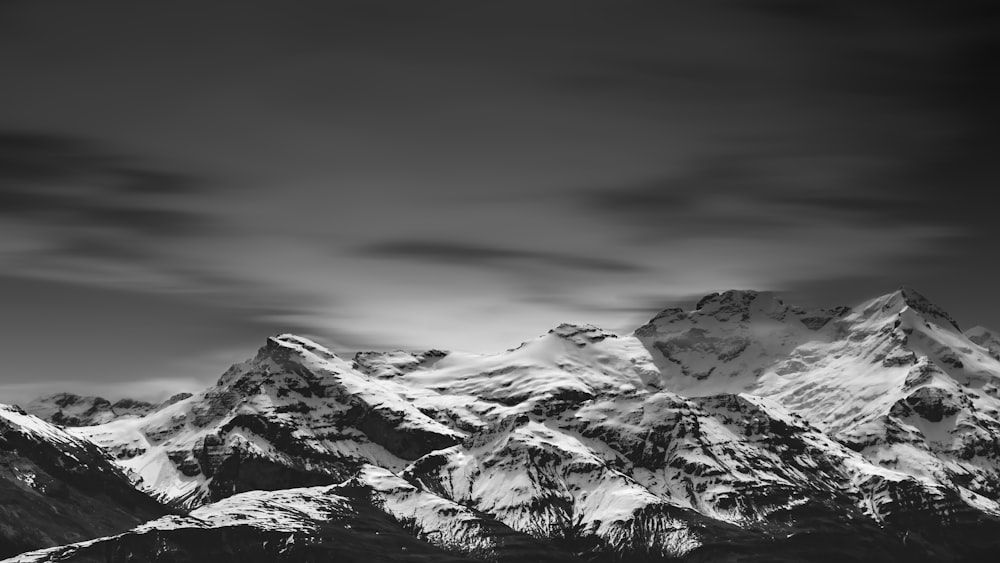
{"left": 694, "top": 289, "right": 768, "bottom": 310}
{"left": 264, "top": 333, "right": 339, "bottom": 360}
{"left": 636, "top": 290, "right": 800, "bottom": 336}
{"left": 216, "top": 333, "right": 348, "bottom": 392}
{"left": 864, "top": 287, "right": 960, "bottom": 331}
{"left": 691, "top": 289, "right": 789, "bottom": 322}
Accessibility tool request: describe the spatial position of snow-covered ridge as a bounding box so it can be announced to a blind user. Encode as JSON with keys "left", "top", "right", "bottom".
{"left": 0, "top": 404, "right": 96, "bottom": 452}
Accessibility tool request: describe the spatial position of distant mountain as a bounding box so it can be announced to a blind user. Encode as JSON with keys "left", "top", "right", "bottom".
{"left": 24, "top": 392, "right": 192, "bottom": 427}
{"left": 6, "top": 288, "right": 1000, "bottom": 562}
{"left": 0, "top": 405, "right": 170, "bottom": 559}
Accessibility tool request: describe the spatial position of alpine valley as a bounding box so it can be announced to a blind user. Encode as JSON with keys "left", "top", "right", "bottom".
{"left": 4, "top": 288, "right": 1000, "bottom": 562}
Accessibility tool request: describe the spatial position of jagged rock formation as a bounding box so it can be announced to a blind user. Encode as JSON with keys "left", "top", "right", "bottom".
{"left": 7, "top": 288, "right": 1000, "bottom": 562}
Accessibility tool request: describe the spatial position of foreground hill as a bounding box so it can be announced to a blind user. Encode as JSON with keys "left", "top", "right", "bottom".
{"left": 7, "top": 288, "right": 1000, "bottom": 562}
{"left": 0, "top": 405, "right": 170, "bottom": 558}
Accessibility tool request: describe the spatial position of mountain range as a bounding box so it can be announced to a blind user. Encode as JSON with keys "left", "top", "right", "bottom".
{"left": 3, "top": 288, "right": 1000, "bottom": 562}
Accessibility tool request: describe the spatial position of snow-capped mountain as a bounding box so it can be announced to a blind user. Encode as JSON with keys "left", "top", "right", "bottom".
{"left": 70, "top": 334, "right": 464, "bottom": 509}
{"left": 0, "top": 405, "right": 169, "bottom": 558}
{"left": 636, "top": 288, "right": 1000, "bottom": 506}
{"left": 7, "top": 288, "right": 1000, "bottom": 562}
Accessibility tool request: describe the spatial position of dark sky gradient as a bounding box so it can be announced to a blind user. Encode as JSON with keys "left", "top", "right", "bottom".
{"left": 1, "top": 1, "right": 997, "bottom": 403}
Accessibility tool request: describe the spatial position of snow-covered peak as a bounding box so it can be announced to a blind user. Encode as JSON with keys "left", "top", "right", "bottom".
{"left": 633, "top": 291, "right": 832, "bottom": 396}
{"left": 693, "top": 289, "right": 788, "bottom": 320}
{"left": 393, "top": 325, "right": 660, "bottom": 416}
{"left": 627, "top": 286, "right": 1000, "bottom": 448}
{"left": 853, "top": 287, "right": 961, "bottom": 332}
{"left": 73, "top": 333, "right": 464, "bottom": 509}
{"left": 638, "top": 289, "right": 848, "bottom": 337}
{"left": 266, "top": 333, "right": 340, "bottom": 359}
{"left": 215, "top": 333, "right": 353, "bottom": 392}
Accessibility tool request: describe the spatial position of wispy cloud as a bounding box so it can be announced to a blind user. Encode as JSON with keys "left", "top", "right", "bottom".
{"left": 0, "top": 130, "right": 218, "bottom": 288}
{"left": 0, "top": 130, "right": 340, "bottom": 365}
{"left": 581, "top": 153, "right": 965, "bottom": 239}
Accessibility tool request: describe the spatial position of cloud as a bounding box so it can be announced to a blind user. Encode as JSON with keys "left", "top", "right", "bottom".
{"left": 552, "top": 147, "right": 966, "bottom": 316}
{"left": 0, "top": 129, "right": 340, "bottom": 340}
{"left": 0, "top": 129, "right": 237, "bottom": 292}
{"left": 0, "top": 130, "right": 212, "bottom": 236}
{"left": 0, "top": 273, "right": 328, "bottom": 406}
{"left": 553, "top": 0, "right": 998, "bottom": 248}
{"left": 581, "top": 151, "right": 972, "bottom": 242}
{"left": 359, "top": 240, "right": 645, "bottom": 274}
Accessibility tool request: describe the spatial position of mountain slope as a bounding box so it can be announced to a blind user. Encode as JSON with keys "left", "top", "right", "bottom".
{"left": 0, "top": 405, "right": 170, "bottom": 558}
{"left": 966, "top": 325, "right": 1000, "bottom": 360}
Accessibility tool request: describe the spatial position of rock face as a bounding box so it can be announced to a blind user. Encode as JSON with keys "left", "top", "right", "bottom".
{"left": 0, "top": 405, "right": 170, "bottom": 559}
{"left": 7, "top": 288, "right": 1000, "bottom": 562}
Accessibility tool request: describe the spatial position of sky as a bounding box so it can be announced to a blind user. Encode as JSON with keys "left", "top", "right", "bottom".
{"left": 1, "top": 1, "right": 997, "bottom": 403}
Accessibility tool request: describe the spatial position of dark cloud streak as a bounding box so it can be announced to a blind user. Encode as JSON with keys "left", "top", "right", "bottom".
{"left": 0, "top": 130, "right": 213, "bottom": 238}
{"left": 572, "top": 1, "right": 999, "bottom": 248}
{"left": 0, "top": 128, "right": 312, "bottom": 316}
{"left": 360, "top": 241, "right": 645, "bottom": 274}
